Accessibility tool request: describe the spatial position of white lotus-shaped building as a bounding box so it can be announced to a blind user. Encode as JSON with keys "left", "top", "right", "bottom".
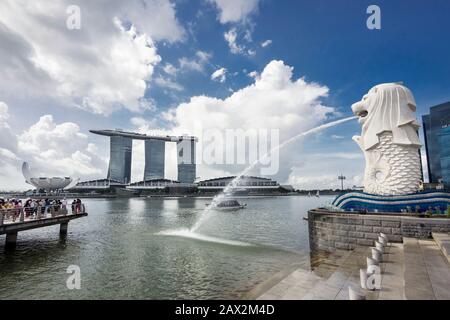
{"left": 22, "top": 162, "right": 77, "bottom": 191}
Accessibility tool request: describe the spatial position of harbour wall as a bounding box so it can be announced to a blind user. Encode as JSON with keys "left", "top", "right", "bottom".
{"left": 308, "top": 208, "right": 450, "bottom": 252}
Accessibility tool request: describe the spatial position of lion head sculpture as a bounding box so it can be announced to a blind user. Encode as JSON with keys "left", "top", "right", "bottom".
{"left": 351, "top": 82, "right": 421, "bottom": 151}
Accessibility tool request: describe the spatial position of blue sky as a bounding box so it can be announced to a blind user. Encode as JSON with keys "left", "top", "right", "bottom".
{"left": 0, "top": 0, "right": 449, "bottom": 189}
{"left": 156, "top": 0, "right": 450, "bottom": 114}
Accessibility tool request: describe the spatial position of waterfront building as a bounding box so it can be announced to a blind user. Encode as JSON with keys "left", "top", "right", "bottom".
{"left": 127, "top": 179, "right": 181, "bottom": 190}
{"left": 21, "top": 162, "right": 74, "bottom": 192}
{"left": 438, "top": 125, "right": 450, "bottom": 188}
{"left": 108, "top": 135, "right": 132, "bottom": 184}
{"left": 422, "top": 102, "right": 450, "bottom": 187}
{"left": 90, "top": 129, "right": 198, "bottom": 184}
{"left": 177, "top": 137, "right": 196, "bottom": 184}
{"left": 197, "top": 176, "right": 292, "bottom": 194}
{"left": 69, "top": 178, "right": 127, "bottom": 191}
{"left": 144, "top": 140, "right": 165, "bottom": 180}
{"left": 126, "top": 179, "right": 197, "bottom": 195}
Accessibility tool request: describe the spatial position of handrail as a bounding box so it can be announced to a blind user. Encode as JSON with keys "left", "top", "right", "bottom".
{"left": 0, "top": 203, "right": 86, "bottom": 227}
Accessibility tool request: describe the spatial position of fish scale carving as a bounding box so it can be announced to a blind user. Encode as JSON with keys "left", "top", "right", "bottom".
{"left": 363, "top": 132, "right": 421, "bottom": 195}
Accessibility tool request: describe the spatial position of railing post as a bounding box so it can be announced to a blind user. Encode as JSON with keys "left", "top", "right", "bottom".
{"left": 19, "top": 208, "right": 25, "bottom": 222}
{"left": 0, "top": 210, "right": 4, "bottom": 226}
{"left": 50, "top": 206, "right": 55, "bottom": 217}
{"left": 37, "top": 206, "right": 41, "bottom": 220}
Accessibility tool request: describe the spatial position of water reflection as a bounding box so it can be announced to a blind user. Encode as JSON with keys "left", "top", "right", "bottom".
{"left": 0, "top": 196, "right": 334, "bottom": 299}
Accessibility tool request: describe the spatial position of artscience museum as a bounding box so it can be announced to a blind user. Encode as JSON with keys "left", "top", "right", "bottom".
{"left": 21, "top": 162, "right": 77, "bottom": 191}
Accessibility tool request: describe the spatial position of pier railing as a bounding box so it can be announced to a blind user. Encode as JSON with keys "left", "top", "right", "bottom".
{"left": 0, "top": 203, "right": 86, "bottom": 227}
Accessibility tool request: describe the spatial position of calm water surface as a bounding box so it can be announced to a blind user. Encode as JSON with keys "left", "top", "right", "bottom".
{"left": 0, "top": 196, "right": 334, "bottom": 299}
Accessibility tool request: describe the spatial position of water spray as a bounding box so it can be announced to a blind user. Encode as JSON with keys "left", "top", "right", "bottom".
{"left": 190, "top": 116, "right": 357, "bottom": 232}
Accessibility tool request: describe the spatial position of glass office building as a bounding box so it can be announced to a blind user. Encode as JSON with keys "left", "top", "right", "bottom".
{"left": 438, "top": 125, "right": 450, "bottom": 188}
{"left": 144, "top": 140, "right": 165, "bottom": 180}
{"left": 422, "top": 102, "right": 450, "bottom": 187}
{"left": 107, "top": 136, "right": 133, "bottom": 184}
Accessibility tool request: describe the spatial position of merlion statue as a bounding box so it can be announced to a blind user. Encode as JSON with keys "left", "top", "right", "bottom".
{"left": 352, "top": 83, "right": 422, "bottom": 196}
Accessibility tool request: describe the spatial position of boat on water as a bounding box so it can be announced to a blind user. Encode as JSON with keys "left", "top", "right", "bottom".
{"left": 206, "top": 199, "right": 247, "bottom": 211}
{"left": 316, "top": 190, "right": 320, "bottom": 197}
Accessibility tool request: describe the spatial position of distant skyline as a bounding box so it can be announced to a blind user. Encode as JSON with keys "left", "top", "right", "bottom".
{"left": 1, "top": 0, "right": 449, "bottom": 190}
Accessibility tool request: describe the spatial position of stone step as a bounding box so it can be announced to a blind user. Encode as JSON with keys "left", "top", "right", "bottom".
{"left": 403, "top": 237, "right": 435, "bottom": 300}
{"left": 432, "top": 233, "right": 450, "bottom": 264}
{"left": 402, "top": 237, "right": 450, "bottom": 300}
{"left": 305, "top": 244, "right": 397, "bottom": 300}
{"left": 418, "top": 239, "right": 450, "bottom": 299}
{"left": 377, "top": 242, "right": 405, "bottom": 300}
{"left": 283, "top": 250, "right": 352, "bottom": 300}
{"left": 257, "top": 249, "right": 352, "bottom": 300}
{"left": 257, "top": 268, "right": 323, "bottom": 300}
{"left": 301, "top": 249, "right": 363, "bottom": 300}
{"left": 258, "top": 236, "right": 450, "bottom": 300}
{"left": 330, "top": 247, "right": 369, "bottom": 300}
{"left": 335, "top": 245, "right": 397, "bottom": 300}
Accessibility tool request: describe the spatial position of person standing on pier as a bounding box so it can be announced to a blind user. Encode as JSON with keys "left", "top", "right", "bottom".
{"left": 75, "top": 199, "right": 82, "bottom": 213}
{"left": 71, "top": 200, "right": 76, "bottom": 214}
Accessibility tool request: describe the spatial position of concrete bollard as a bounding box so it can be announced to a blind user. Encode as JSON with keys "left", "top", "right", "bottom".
{"left": 349, "top": 286, "right": 366, "bottom": 300}
{"left": 360, "top": 269, "right": 368, "bottom": 289}
{"left": 380, "top": 233, "right": 388, "bottom": 241}
{"left": 378, "top": 236, "right": 387, "bottom": 246}
{"left": 371, "top": 247, "right": 383, "bottom": 262}
{"left": 375, "top": 241, "right": 384, "bottom": 253}
{"left": 367, "top": 257, "right": 379, "bottom": 271}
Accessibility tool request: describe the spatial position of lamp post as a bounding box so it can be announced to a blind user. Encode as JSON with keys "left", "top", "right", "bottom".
{"left": 338, "top": 174, "right": 346, "bottom": 191}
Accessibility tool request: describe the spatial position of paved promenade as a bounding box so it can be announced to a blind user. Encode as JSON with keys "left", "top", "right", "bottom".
{"left": 255, "top": 234, "right": 450, "bottom": 300}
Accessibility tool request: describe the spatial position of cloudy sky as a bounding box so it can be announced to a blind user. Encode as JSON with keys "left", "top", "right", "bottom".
{"left": 1, "top": 0, "right": 450, "bottom": 190}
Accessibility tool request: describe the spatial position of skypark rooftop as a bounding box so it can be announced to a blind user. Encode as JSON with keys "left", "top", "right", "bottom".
{"left": 89, "top": 129, "right": 198, "bottom": 142}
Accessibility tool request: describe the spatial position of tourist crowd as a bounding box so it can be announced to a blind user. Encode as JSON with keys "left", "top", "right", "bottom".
{"left": 0, "top": 198, "right": 84, "bottom": 222}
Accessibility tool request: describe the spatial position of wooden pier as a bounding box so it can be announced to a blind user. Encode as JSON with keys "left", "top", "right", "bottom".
{"left": 0, "top": 205, "right": 88, "bottom": 250}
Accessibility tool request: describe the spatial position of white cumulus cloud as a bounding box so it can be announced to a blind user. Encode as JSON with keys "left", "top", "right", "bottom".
{"left": 163, "top": 60, "right": 335, "bottom": 182}
{"left": 208, "top": 0, "right": 260, "bottom": 24}
{"left": 247, "top": 71, "right": 258, "bottom": 79}
{"left": 162, "top": 63, "right": 178, "bottom": 76}
{"left": 224, "top": 28, "right": 245, "bottom": 54}
{"left": 178, "top": 51, "right": 212, "bottom": 72}
{"left": 0, "top": 102, "right": 106, "bottom": 190}
{"left": 261, "top": 39, "right": 272, "bottom": 47}
{"left": 211, "top": 68, "right": 228, "bottom": 83}
{"left": 154, "top": 76, "right": 184, "bottom": 91}
{"left": 0, "top": 0, "right": 185, "bottom": 115}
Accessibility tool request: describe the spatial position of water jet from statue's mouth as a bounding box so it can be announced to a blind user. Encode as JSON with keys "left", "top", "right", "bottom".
{"left": 354, "top": 109, "right": 368, "bottom": 124}
{"left": 357, "top": 110, "right": 368, "bottom": 118}
{"left": 351, "top": 101, "right": 369, "bottom": 123}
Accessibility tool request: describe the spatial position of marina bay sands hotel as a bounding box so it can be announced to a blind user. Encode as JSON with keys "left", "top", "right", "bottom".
{"left": 90, "top": 129, "right": 198, "bottom": 184}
